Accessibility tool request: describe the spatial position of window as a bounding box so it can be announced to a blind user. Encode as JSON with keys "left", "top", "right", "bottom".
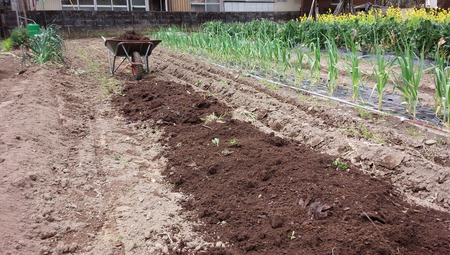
{"left": 61, "top": 0, "right": 146, "bottom": 10}
{"left": 191, "top": 0, "right": 221, "bottom": 12}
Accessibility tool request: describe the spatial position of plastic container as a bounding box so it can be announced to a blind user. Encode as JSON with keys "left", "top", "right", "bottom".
{"left": 28, "top": 24, "right": 41, "bottom": 39}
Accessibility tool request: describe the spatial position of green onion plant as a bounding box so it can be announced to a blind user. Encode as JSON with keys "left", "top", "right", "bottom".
{"left": 372, "top": 40, "right": 395, "bottom": 110}
{"left": 433, "top": 47, "right": 450, "bottom": 128}
{"left": 325, "top": 36, "right": 339, "bottom": 95}
{"left": 397, "top": 44, "right": 424, "bottom": 120}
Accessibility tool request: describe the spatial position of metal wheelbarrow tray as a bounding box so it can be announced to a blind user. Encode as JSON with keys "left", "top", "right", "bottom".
{"left": 103, "top": 38, "right": 162, "bottom": 80}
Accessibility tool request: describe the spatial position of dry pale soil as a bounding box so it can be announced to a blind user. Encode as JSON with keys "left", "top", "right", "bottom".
{"left": 0, "top": 38, "right": 449, "bottom": 255}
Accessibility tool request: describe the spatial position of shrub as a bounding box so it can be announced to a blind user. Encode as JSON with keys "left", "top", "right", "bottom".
{"left": 10, "top": 28, "right": 29, "bottom": 48}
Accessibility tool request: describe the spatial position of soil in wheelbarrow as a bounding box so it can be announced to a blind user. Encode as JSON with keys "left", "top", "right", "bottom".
{"left": 113, "top": 30, "right": 150, "bottom": 41}
{"left": 113, "top": 79, "right": 450, "bottom": 255}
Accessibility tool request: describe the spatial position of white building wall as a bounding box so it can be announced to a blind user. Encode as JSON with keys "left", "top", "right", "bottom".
{"left": 425, "top": 0, "right": 437, "bottom": 8}
{"left": 224, "top": 2, "right": 274, "bottom": 12}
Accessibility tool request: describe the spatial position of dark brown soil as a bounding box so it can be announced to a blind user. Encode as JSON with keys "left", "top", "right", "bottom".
{"left": 114, "top": 79, "right": 450, "bottom": 254}
{"left": 113, "top": 30, "right": 149, "bottom": 41}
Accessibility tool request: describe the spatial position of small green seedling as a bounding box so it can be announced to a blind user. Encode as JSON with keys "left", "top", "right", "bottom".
{"left": 200, "top": 112, "right": 225, "bottom": 123}
{"left": 331, "top": 158, "right": 348, "bottom": 171}
{"left": 194, "top": 80, "right": 202, "bottom": 87}
{"left": 229, "top": 139, "right": 237, "bottom": 146}
{"left": 211, "top": 138, "right": 220, "bottom": 147}
{"left": 290, "top": 231, "right": 296, "bottom": 240}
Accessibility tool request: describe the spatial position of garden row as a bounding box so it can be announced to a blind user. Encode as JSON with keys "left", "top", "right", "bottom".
{"left": 153, "top": 8, "right": 450, "bottom": 129}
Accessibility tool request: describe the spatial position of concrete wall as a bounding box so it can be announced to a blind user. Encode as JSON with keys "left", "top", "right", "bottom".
{"left": 4, "top": 10, "right": 299, "bottom": 31}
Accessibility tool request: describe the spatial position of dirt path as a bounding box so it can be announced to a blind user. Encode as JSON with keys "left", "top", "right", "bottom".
{"left": 0, "top": 45, "right": 208, "bottom": 254}
{"left": 0, "top": 38, "right": 449, "bottom": 254}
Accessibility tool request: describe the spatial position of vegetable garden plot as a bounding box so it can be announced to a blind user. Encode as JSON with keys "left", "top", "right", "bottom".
{"left": 113, "top": 79, "right": 450, "bottom": 255}
{"left": 153, "top": 10, "right": 450, "bottom": 130}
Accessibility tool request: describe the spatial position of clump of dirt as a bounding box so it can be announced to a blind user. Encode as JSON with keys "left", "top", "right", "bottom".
{"left": 113, "top": 30, "right": 149, "bottom": 41}
{"left": 114, "top": 79, "right": 450, "bottom": 254}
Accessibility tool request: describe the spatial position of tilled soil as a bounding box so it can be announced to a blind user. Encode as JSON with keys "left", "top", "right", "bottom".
{"left": 114, "top": 79, "right": 450, "bottom": 254}
{"left": 1, "top": 38, "right": 449, "bottom": 255}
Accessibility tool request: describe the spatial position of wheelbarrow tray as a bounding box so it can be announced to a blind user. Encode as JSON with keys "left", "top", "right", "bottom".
{"left": 103, "top": 38, "right": 162, "bottom": 78}
{"left": 105, "top": 39, "right": 162, "bottom": 57}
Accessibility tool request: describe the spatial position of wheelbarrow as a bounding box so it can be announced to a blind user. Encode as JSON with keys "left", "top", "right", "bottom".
{"left": 102, "top": 36, "right": 161, "bottom": 80}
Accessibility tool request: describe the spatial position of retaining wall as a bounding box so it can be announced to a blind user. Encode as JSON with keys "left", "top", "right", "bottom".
{"left": 5, "top": 11, "right": 299, "bottom": 33}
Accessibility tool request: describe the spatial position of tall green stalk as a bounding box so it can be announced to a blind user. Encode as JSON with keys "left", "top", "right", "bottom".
{"left": 372, "top": 42, "right": 394, "bottom": 110}
{"left": 433, "top": 48, "right": 450, "bottom": 128}
{"left": 397, "top": 44, "right": 424, "bottom": 120}
{"left": 325, "top": 36, "right": 339, "bottom": 95}
{"left": 345, "top": 40, "right": 362, "bottom": 101}
{"left": 309, "top": 39, "right": 321, "bottom": 81}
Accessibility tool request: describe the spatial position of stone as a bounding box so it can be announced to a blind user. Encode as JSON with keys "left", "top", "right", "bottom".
{"left": 424, "top": 139, "right": 436, "bottom": 146}
{"left": 308, "top": 137, "right": 324, "bottom": 148}
{"left": 378, "top": 153, "right": 404, "bottom": 170}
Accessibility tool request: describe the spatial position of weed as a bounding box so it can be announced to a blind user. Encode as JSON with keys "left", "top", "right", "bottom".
{"left": 220, "top": 80, "right": 228, "bottom": 85}
{"left": 194, "top": 80, "right": 202, "bottom": 87}
{"left": 229, "top": 139, "right": 238, "bottom": 146}
{"left": 263, "top": 80, "right": 278, "bottom": 90}
{"left": 200, "top": 112, "right": 225, "bottom": 123}
{"left": 113, "top": 153, "right": 122, "bottom": 161}
{"left": 73, "top": 69, "right": 86, "bottom": 75}
{"left": 406, "top": 127, "right": 422, "bottom": 138}
{"left": 243, "top": 111, "right": 257, "bottom": 122}
{"left": 163, "top": 183, "right": 174, "bottom": 189}
{"left": 0, "top": 39, "right": 12, "bottom": 51}
{"left": 211, "top": 138, "right": 220, "bottom": 147}
{"left": 330, "top": 158, "right": 348, "bottom": 170}
{"left": 356, "top": 107, "right": 374, "bottom": 120}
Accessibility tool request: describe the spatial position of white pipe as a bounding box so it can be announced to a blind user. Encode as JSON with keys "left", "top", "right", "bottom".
{"left": 209, "top": 62, "right": 450, "bottom": 137}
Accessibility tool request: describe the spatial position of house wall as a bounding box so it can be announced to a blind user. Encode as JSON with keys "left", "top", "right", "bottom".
{"left": 170, "top": 0, "right": 190, "bottom": 11}
{"left": 36, "top": 0, "right": 61, "bottom": 10}
{"left": 224, "top": 2, "right": 275, "bottom": 12}
{"left": 275, "top": 0, "right": 300, "bottom": 12}
{"left": 301, "top": 0, "right": 372, "bottom": 14}
{"left": 438, "top": 0, "right": 450, "bottom": 8}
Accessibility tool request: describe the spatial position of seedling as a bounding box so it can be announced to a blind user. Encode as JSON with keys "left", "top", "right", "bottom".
{"left": 290, "top": 231, "right": 296, "bottom": 240}
{"left": 200, "top": 112, "right": 225, "bottom": 123}
{"left": 229, "top": 139, "right": 238, "bottom": 146}
{"left": 211, "top": 138, "right": 220, "bottom": 147}
{"left": 194, "top": 80, "right": 202, "bottom": 87}
{"left": 330, "top": 158, "right": 348, "bottom": 171}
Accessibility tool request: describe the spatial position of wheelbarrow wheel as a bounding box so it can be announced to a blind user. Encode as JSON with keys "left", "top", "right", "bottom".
{"left": 132, "top": 51, "right": 144, "bottom": 80}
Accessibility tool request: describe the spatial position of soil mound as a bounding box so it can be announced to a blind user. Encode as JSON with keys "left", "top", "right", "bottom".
{"left": 114, "top": 79, "right": 450, "bottom": 254}
{"left": 113, "top": 31, "right": 149, "bottom": 41}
